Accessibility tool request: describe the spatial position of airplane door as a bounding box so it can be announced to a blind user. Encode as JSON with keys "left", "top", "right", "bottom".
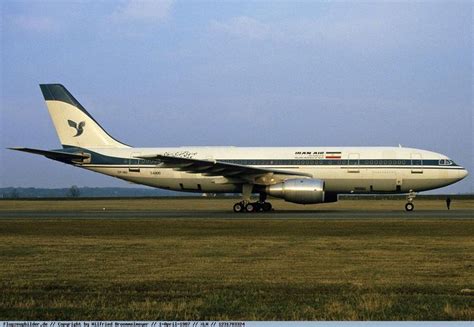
{"left": 410, "top": 153, "right": 423, "bottom": 174}
{"left": 347, "top": 153, "right": 360, "bottom": 173}
{"left": 129, "top": 152, "right": 141, "bottom": 172}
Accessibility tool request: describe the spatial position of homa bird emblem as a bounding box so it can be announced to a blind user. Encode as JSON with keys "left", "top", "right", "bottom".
{"left": 67, "top": 120, "right": 85, "bottom": 137}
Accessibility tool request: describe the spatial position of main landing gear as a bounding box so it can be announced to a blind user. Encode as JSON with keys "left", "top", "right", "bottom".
{"left": 233, "top": 187, "right": 273, "bottom": 213}
{"left": 233, "top": 201, "right": 272, "bottom": 213}
{"left": 405, "top": 190, "right": 416, "bottom": 212}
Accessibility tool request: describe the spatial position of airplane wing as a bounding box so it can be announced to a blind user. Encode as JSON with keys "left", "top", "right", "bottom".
{"left": 137, "top": 154, "right": 312, "bottom": 184}
{"left": 9, "top": 147, "right": 89, "bottom": 163}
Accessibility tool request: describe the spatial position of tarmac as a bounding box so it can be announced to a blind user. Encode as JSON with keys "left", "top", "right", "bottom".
{"left": 0, "top": 209, "right": 472, "bottom": 219}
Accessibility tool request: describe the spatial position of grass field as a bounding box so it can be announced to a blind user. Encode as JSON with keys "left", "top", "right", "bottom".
{"left": 0, "top": 199, "right": 473, "bottom": 320}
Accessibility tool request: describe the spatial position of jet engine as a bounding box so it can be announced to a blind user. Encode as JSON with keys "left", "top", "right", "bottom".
{"left": 265, "top": 178, "right": 326, "bottom": 204}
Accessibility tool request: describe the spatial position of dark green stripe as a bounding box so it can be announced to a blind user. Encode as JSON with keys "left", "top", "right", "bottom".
{"left": 220, "top": 159, "right": 457, "bottom": 167}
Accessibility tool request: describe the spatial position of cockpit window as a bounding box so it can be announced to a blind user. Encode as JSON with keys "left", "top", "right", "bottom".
{"left": 439, "top": 159, "right": 454, "bottom": 166}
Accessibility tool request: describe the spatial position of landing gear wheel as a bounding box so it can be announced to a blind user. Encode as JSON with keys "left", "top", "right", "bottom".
{"left": 405, "top": 202, "right": 414, "bottom": 212}
{"left": 233, "top": 202, "right": 244, "bottom": 213}
{"left": 245, "top": 203, "right": 256, "bottom": 213}
{"left": 262, "top": 202, "right": 272, "bottom": 212}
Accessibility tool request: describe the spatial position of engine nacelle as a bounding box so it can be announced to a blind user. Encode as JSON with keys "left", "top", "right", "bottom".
{"left": 266, "top": 178, "right": 325, "bottom": 204}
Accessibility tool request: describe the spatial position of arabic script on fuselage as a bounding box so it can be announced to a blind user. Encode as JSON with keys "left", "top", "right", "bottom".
{"left": 163, "top": 151, "right": 197, "bottom": 159}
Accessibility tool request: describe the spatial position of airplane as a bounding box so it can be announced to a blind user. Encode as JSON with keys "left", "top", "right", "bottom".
{"left": 10, "top": 84, "right": 468, "bottom": 212}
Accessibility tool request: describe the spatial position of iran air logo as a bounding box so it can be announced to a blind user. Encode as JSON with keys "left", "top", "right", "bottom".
{"left": 68, "top": 120, "right": 85, "bottom": 137}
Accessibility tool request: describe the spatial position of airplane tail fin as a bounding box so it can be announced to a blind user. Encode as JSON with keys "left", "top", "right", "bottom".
{"left": 39, "top": 84, "right": 128, "bottom": 148}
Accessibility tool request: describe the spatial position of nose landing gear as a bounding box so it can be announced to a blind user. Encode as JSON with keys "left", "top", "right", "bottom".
{"left": 405, "top": 190, "right": 416, "bottom": 212}
{"left": 405, "top": 202, "right": 414, "bottom": 212}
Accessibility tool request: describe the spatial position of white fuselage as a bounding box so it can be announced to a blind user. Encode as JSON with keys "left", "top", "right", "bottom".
{"left": 78, "top": 146, "right": 468, "bottom": 194}
{"left": 15, "top": 84, "right": 468, "bottom": 210}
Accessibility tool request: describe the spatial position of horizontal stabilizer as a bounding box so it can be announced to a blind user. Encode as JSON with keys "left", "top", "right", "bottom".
{"left": 9, "top": 147, "right": 88, "bottom": 163}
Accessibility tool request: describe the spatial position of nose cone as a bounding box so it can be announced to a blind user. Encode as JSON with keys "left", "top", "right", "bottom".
{"left": 459, "top": 168, "right": 469, "bottom": 180}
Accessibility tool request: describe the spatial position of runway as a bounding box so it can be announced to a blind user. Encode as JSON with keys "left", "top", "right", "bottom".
{"left": 0, "top": 209, "right": 472, "bottom": 219}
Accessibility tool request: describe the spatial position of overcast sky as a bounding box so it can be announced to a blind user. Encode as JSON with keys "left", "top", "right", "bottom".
{"left": 1, "top": 1, "right": 472, "bottom": 193}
